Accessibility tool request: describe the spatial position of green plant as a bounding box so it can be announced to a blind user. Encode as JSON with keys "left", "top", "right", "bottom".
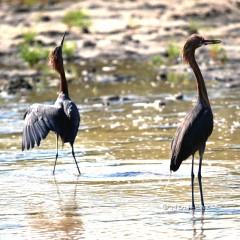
{"left": 63, "top": 10, "right": 91, "bottom": 29}
{"left": 63, "top": 42, "right": 77, "bottom": 58}
{"left": 19, "top": 30, "right": 49, "bottom": 66}
{"left": 167, "top": 42, "right": 180, "bottom": 62}
{"left": 167, "top": 71, "right": 190, "bottom": 84}
{"left": 187, "top": 20, "right": 201, "bottom": 34}
{"left": 209, "top": 45, "right": 228, "bottom": 64}
{"left": 20, "top": 44, "right": 48, "bottom": 66}
{"left": 151, "top": 55, "right": 164, "bottom": 66}
{"left": 21, "top": 0, "right": 39, "bottom": 6}
{"left": 22, "top": 31, "right": 36, "bottom": 44}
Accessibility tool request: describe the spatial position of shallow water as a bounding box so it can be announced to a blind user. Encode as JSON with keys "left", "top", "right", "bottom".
{"left": 0, "top": 60, "right": 240, "bottom": 239}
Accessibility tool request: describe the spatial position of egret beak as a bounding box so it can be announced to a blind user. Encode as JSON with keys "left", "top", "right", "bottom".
{"left": 60, "top": 32, "right": 66, "bottom": 48}
{"left": 203, "top": 39, "right": 221, "bottom": 45}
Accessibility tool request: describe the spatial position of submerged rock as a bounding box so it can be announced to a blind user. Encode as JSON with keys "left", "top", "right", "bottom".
{"left": 95, "top": 74, "right": 135, "bottom": 84}
{"left": 226, "top": 80, "right": 240, "bottom": 88}
{"left": 2, "top": 77, "right": 32, "bottom": 94}
{"left": 175, "top": 92, "right": 184, "bottom": 100}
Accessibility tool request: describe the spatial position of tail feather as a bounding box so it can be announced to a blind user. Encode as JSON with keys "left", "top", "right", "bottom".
{"left": 170, "top": 155, "right": 182, "bottom": 172}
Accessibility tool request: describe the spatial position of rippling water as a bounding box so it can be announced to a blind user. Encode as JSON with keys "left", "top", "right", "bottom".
{"left": 0, "top": 61, "right": 239, "bottom": 239}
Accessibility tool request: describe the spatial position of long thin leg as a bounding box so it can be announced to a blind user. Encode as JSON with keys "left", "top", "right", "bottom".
{"left": 191, "top": 154, "right": 195, "bottom": 210}
{"left": 71, "top": 143, "right": 81, "bottom": 175}
{"left": 53, "top": 135, "right": 59, "bottom": 175}
{"left": 198, "top": 146, "right": 205, "bottom": 210}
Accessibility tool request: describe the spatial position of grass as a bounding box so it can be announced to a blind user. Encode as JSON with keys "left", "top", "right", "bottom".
{"left": 166, "top": 42, "right": 180, "bottom": 62}
{"left": 19, "top": 31, "right": 48, "bottom": 66}
{"left": 63, "top": 41, "right": 77, "bottom": 58}
{"left": 22, "top": 31, "right": 36, "bottom": 44}
{"left": 20, "top": 0, "right": 39, "bottom": 6}
{"left": 151, "top": 55, "right": 164, "bottom": 66}
{"left": 150, "top": 42, "right": 180, "bottom": 66}
{"left": 209, "top": 45, "right": 228, "bottom": 64}
{"left": 167, "top": 71, "right": 190, "bottom": 85}
{"left": 187, "top": 19, "right": 214, "bottom": 34}
{"left": 187, "top": 20, "right": 202, "bottom": 34}
{"left": 63, "top": 10, "right": 91, "bottom": 30}
{"left": 20, "top": 44, "right": 48, "bottom": 66}
{"left": 19, "top": 30, "right": 78, "bottom": 66}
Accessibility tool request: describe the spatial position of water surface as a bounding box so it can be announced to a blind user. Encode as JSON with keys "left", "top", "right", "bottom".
{"left": 0, "top": 60, "right": 239, "bottom": 239}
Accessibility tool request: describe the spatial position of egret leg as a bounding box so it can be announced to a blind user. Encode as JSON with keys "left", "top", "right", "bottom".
{"left": 198, "top": 147, "right": 205, "bottom": 210}
{"left": 53, "top": 135, "right": 59, "bottom": 175}
{"left": 71, "top": 143, "right": 81, "bottom": 175}
{"left": 191, "top": 154, "right": 195, "bottom": 210}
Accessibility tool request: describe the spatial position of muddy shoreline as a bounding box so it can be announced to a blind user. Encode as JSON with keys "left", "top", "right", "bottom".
{"left": 0, "top": 0, "right": 240, "bottom": 94}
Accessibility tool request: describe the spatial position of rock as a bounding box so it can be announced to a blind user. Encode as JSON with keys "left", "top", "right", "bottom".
{"left": 40, "top": 15, "right": 51, "bottom": 22}
{"left": 93, "top": 19, "right": 127, "bottom": 34}
{"left": 226, "top": 80, "right": 240, "bottom": 88}
{"left": 155, "top": 100, "right": 166, "bottom": 106}
{"left": 83, "top": 40, "right": 96, "bottom": 48}
{"left": 95, "top": 74, "right": 135, "bottom": 84}
{"left": 156, "top": 72, "right": 167, "bottom": 81}
{"left": 141, "top": 2, "right": 166, "bottom": 10}
{"left": 6, "top": 77, "right": 33, "bottom": 94}
{"left": 82, "top": 27, "right": 90, "bottom": 34}
{"left": 175, "top": 92, "right": 184, "bottom": 100}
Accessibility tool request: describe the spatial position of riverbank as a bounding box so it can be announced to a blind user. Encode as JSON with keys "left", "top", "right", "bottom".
{"left": 0, "top": 0, "right": 240, "bottom": 94}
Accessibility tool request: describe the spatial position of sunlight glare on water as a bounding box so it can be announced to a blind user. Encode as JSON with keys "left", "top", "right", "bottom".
{"left": 0, "top": 61, "right": 240, "bottom": 239}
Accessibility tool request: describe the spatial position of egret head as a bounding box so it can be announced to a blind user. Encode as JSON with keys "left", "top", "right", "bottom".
{"left": 49, "top": 32, "right": 66, "bottom": 73}
{"left": 183, "top": 34, "right": 221, "bottom": 63}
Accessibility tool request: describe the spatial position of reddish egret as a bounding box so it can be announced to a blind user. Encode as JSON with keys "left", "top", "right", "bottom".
{"left": 170, "top": 34, "right": 221, "bottom": 209}
{"left": 22, "top": 32, "right": 81, "bottom": 175}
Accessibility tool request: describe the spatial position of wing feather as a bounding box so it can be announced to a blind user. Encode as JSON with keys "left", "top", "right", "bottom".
{"left": 22, "top": 104, "right": 64, "bottom": 151}
{"left": 170, "top": 104, "right": 213, "bottom": 171}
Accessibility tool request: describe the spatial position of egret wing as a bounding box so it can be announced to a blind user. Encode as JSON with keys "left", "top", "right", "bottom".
{"left": 22, "top": 104, "right": 64, "bottom": 150}
{"left": 170, "top": 105, "right": 213, "bottom": 171}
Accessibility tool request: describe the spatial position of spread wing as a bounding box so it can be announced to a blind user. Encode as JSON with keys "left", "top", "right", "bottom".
{"left": 22, "top": 103, "right": 64, "bottom": 150}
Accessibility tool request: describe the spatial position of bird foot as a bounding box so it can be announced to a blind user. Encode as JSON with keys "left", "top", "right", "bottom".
{"left": 189, "top": 205, "right": 196, "bottom": 211}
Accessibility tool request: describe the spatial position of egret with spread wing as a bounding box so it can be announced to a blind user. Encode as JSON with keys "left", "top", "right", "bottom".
{"left": 22, "top": 32, "right": 81, "bottom": 175}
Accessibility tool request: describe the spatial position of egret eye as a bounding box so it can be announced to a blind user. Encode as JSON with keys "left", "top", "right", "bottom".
{"left": 200, "top": 38, "right": 205, "bottom": 45}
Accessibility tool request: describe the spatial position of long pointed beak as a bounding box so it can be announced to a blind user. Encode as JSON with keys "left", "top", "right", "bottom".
{"left": 203, "top": 39, "right": 221, "bottom": 45}
{"left": 60, "top": 32, "right": 66, "bottom": 47}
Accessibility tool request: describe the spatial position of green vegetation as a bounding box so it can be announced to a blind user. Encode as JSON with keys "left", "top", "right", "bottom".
{"left": 19, "top": 30, "right": 78, "bottom": 67}
{"left": 167, "top": 42, "right": 180, "bottom": 62}
{"left": 63, "top": 41, "right": 77, "bottom": 58}
{"left": 209, "top": 45, "right": 228, "bottom": 64}
{"left": 187, "top": 19, "right": 213, "bottom": 34}
{"left": 22, "top": 31, "right": 36, "bottom": 44}
{"left": 20, "top": 44, "right": 48, "bottom": 66}
{"left": 150, "top": 42, "right": 180, "bottom": 66}
{"left": 151, "top": 55, "right": 164, "bottom": 66}
{"left": 19, "top": 31, "right": 48, "bottom": 66}
{"left": 167, "top": 71, "right": 190, "bottom": 85}
{"left": 20, "top": 0, "right": 39, "bottom": 6}
{"left": 63, "top": 10, "right": 91, "bottom": 30}
{"left": 187, "top": 20, "right": 201, "bottom": 34}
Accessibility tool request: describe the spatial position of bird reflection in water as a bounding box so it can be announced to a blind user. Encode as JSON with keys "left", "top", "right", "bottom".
{"left": 192, "top": 210, "right": 206, "bottom": 240}
{"left": 27, "top": 177, "right": 84, "bottom": 238}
